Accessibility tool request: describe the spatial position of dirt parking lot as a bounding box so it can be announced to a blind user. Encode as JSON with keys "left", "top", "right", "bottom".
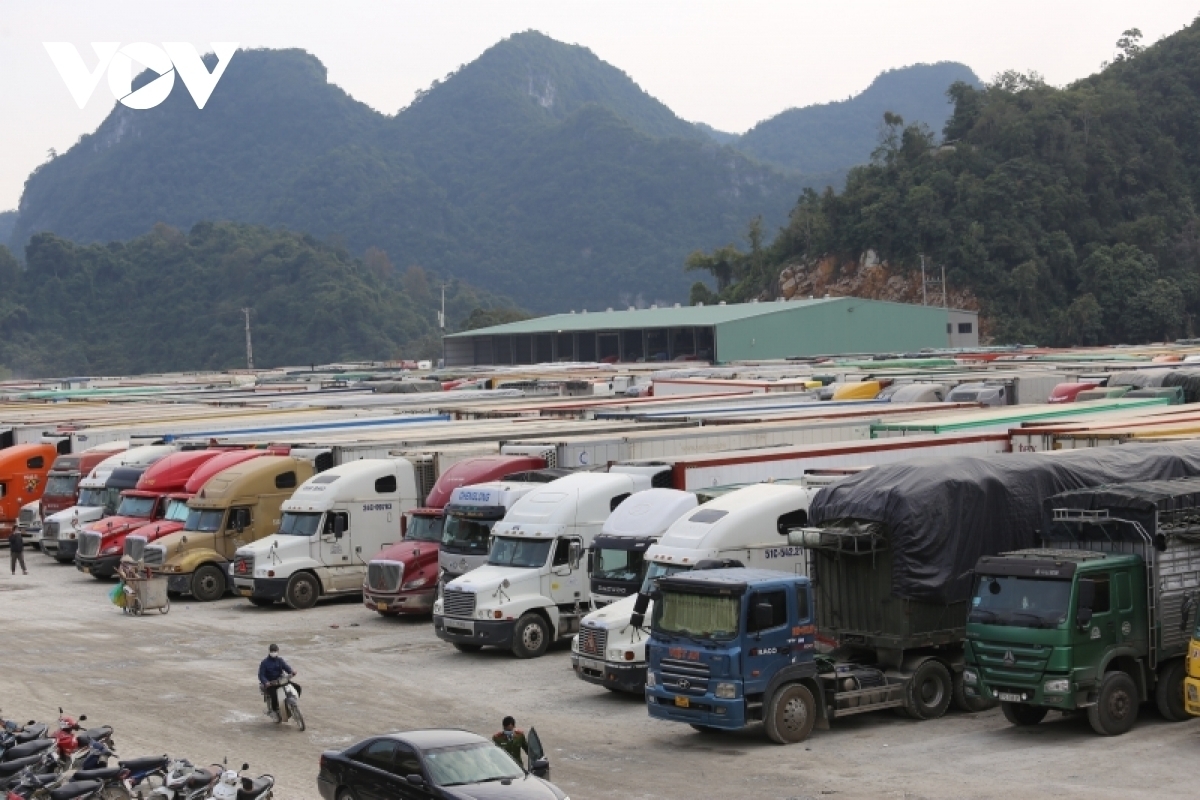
{"left": 2, "top": 555, "right": 1197, "bottom": 800}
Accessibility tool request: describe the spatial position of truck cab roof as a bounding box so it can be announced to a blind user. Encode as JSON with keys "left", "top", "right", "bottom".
{"left": 977, "top": 549, "right": 1140, "bottom": 579}
{"left": 423, "top": 455, "right": 546, "bottom": 508}
{"left": 283, "top": 458, "right": 411, "bottom": 513}
{"left": 493, "top": 472, "right": 651, "bottom": 533}
{"left": 652, "top": 483, "right": 815, "bottom": 559}
{"left": 445, "top": 481, "right": 537, "bottom": 512}
{"left": 599, "top": 488, "right": 697, "bottom": 539}
{"left": 658, "top": 567, "right": 805, "bottom": 594}
{"left": 133, "top": 449, "right": 225, "bottom": 493}
{"left": 191, "top": 455, "right": 307, "bottom": 508}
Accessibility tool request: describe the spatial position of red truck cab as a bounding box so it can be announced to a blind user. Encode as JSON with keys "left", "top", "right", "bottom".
{"left": 40, "top": 447, "right": 126, "bottom": 519}
{"left": 363, "top": 455, "right": 546, "bottom": 616}
{"left": 1047, "top": 381, "right": 1101, "bottom": 404}
{"left": 75, "top": 449, "right": 233, "bottom": 578}
{"left": 0, "top": 444, "right": 58, "bottom": 545}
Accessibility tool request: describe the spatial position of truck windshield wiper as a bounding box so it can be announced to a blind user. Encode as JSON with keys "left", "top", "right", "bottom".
{"left": 1006, "top": 611, "right": 1054, "bottom": 628}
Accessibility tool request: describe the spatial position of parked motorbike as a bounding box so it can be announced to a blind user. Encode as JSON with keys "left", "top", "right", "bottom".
{"left": 145, "top": 760, "right": 220, "bottom": 800}
{"left": 261, "top": 676, "right": 304, "bottom": 731}
{"left": 2, "top": 768, "right": 66, "bottom": 799}
{"left": 117, "top": 756, "right": 171, "bottom": 799}
{"left": 0, "top": 738, "right": 55, "bottom": 765}
{"left": 209, "top": 764, "right": 273, "bottom": 800}
{"left": 53, "top": 712, "right": 114, "bottom": 773}
{"left": 66, "top": 741, "right": 133, "bottom": 800}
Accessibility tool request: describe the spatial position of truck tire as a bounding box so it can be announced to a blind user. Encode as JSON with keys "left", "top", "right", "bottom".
{"left": 953, "top": 673, "right": 997, "bottom": 713}
{"left": 1155, "top": 658, "right": 1188, "bottom": 722}
{"left": 1000, "top": 702, "right": 1047, "bottom": 726}
{"left": 191, "top": 565, "right": 226, "bottom": 602}
{"left": 764, "top": 683, "right": 816, "bottom": 744}
{"left": 285, "top": 573, "right": 320, "bottom": 610}
{"left": 511, "top": 613, "right": 550, "bottom": 659}
{"left": 905, "top": 660, "right": 953, "bottom": 720}
{"left": 452, "top": 643, "right": 482, "bottom": 653}
{"left": 1088, "top": 671, "right": 1139, "bottom": 736}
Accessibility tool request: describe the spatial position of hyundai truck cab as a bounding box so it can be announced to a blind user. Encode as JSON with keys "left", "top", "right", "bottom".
{"left": 233, "top": 458, "right": 419, "bottom": 610}
{"left": 572, "top": 483, "right": 816, "bottom": 693}
{"left": 438, "top": 482, "right": 540, "bottom": 583}
{"left": 434, "top": 472, "right": 652, "bottom": 658}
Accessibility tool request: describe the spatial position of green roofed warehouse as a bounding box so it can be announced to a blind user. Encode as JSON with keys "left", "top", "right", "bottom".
{"left": 444, "top": 298, "right": 978, "bottom": 366}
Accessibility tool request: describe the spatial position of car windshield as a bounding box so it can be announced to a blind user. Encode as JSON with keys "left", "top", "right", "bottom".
{"left": 407, "top": 514, "right": 443, "bottom": 543}
{"left": 185, "top": 509, "right": 224, "bottom": 533}
{"left": 423, "top": 742, "right": 524, "bottom": 787}
{"left": 968, "top": 575, "right": 1072, "bottom": 629}
{"left": 488, "top": 537, "right": 553, "bottom": 568}
{"left": 640, "top": 561, "right": 692, "bottom": 595}
{"left": 77, "top": 487, "right": 107, "bottom": 508}
{"left": 653, "top": 590, "right": 741, "bottom": 641}
{"left": 441, "top": 514, "right": 498, "bottom": 554}
{"left": 278, "top": 512, "right": 322, "bottom": 536}
{"left": 163, "top": 499, "right": 190, "bottom": 523}
{"left": 115, "top": 495, "right": 156, "bottom": 518}
{"left": 593, "top": 546, "right": 647, "bottom": 584}
{"left": 45, "top": 474, "right": 79, "bottom": 496}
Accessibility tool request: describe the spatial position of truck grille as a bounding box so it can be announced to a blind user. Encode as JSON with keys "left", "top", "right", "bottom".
{"left": 577, "top": 624, "right": 607, "bottom": 657}
{"left": 972, "top": 640, "right": 1051, "bottom": 686}
{"left": 124, "top": 536, "right": 146, "bottom": 562}
{"left": 18, "top": 507, "right": 37, "bottom": 525}
{"left": 442, "top": 588, "right": 476, "bottom": 618}
{"left": 143, "top": 545, "right": 165, "bottom": 567}
{"left": 78, "top": 532, "right": 102, "bottom": 558}
{"left": 44, "top": 521, "right": 60, "bottom": 541}
{"left": 368, "top": 561, "right": 402, "bottom": 593}
{"left": 233, "top": 554, "right": 254, "bottom": 578}
{"left": 660, "top": 657, "right": 711, "bottom": 695}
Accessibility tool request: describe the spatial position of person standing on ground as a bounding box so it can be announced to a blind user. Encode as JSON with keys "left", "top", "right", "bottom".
{"left": 9, "top": 529, "right": 26, "bottom": 575}
{"left": 492, "top": 716, "right": 528, "bottom": 767}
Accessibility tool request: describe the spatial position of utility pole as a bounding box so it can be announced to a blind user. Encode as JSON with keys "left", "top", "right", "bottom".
{"left": 941, "top": 264, "right": 948, "bottom": 308}
{"left": 438, "top": 284, "right": 446, "bottom": 369}
{"left": 242, "top": 307, "right": 254, "bottom": 371}
{"left": 920, "top": 254, "right": 928, "bottom": 306}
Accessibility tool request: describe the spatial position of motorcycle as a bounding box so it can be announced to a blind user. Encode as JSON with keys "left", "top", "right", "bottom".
{"left": 145, "top": 760, "right": 221, "bottom": 800}
{"left": 3, "top": 768, "right": 67, "bottom": 799}
{"left": 261, "top": 676, "right": 304, "bottom": 731}
{"left": 66, "top": 741, "right": 133, "bottom": 800}
{"left": 53, "top": 712, "right": 114, "bottom": 774}
{"left": 209, "top": 763, "right": 273, "bottom": 800}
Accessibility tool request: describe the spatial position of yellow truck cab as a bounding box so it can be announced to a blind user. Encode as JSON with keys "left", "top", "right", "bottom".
{"left": 134, "top": 456, "right": 314, "bottom": 601}
{"left": 1185, "top": 610, "right": 1200, "bottom": 716}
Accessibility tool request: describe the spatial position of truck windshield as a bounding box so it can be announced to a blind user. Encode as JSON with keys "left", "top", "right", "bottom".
{"left": 594, "top": 546, "right": 647, "bottom": 584}
{"left": 640, "top": 561, "right": 692, "bottom": 595}
{"left": 45, "top": 474, "right": 79, "bottom": 496}
{"left": 441, "top": 514, "right": 497, "bottom": 554}
{"left": 407, "top": 513, "right": 443, "bottom": 543}
{"left": 653, "top": 590, "right": 741, "bottom": 641}
{"left": 115, "top": 495, "right": 156, "bottom": 518}
{"left": 968, "top": 575, "right": 1071, "bottom": 629}
{"left": 77, "top": 487, "right": 107, "bottom": 508}
{"left": 163, "top": 499, "right": 190, "bottom": 523}
{"left": 278, "top": 512, "right": 322, "bottom": 536}
{"left": 185, "top": 509, "right": 225, "bottom": 532}
{"left": 487, "top": 537, "right": 553, "bottom": 568}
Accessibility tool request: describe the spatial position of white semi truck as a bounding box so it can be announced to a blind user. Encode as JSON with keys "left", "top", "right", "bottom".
{"left": 570, "top": 482, "right": 817, "bottom": 693}
{"left": 231, "top": 458, "right": 421, "bottom": 609}
{"left": 433, "top": 472, "right": 652, "bottom": 658}
{"left": 588, "top": 488, "right": 698, "bottom": 608}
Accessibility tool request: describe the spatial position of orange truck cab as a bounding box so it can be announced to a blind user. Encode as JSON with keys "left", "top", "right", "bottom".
{"left": 74, "top": 450, "right": 231, "bottom": 577}
{"left": 0, "top": 444, "right": 58, "bottom": 546}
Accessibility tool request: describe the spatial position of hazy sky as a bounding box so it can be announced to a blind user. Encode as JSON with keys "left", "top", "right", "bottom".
{"left": 1, "top": 1, "right": 1195, "bottom": 211}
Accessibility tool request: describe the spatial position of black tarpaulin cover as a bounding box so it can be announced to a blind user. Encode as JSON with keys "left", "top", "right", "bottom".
{"left": 808, "top": 442, "right": 1200, "bottom": 603}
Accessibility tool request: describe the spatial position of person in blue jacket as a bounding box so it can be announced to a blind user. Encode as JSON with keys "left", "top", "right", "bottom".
{"left": 258, "top": 644, "right": 296, "bottom": 722}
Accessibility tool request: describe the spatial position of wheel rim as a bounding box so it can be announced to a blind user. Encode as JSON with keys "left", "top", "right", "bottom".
{"left": 920, "top": 676, "right": 945, "bottom": 707}
{"left": 293, "top": 580, "right": 314, "bottom": 605}
{"left": 522, "top": 622, "right": 543, "bottom": 651}
{"left": 780, "top": 694, "right": 809, "bottom": 733}
{"left": 1109, "top": 688, "right": 1132, "bottom": 720}
{"left": 197, "top": 573, "right": 219, "bottom": 596}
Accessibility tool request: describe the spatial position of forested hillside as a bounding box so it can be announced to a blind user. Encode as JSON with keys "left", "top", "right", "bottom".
{"left": 0, "top": 223, "right": 514, "bottom": 376}
{"left": 686, "top": 25, "right": 1200, "bottom": 347}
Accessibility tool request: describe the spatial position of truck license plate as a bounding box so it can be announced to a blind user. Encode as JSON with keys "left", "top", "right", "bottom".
{"left": 578, "top": 657, "right": 603, "bottom": 672}
{"left": 674, "top": 695, "right": 690, "bottom": 708}
{"left": 375, "top": 602, "right": 388, "bottom": 611}
{"left": 446, "top": 620, "right": 474, "bottom": 635}
{"left": 80, "top": 567, "right": 90, "bottom": 574}
{"left": 997, "top": 692, "right": 1023, "bottom": 703}
{"left": 238, "top": 589, "right": 253, "bottom": 597}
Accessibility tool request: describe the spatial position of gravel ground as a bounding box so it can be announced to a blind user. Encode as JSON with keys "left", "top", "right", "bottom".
{"left": 2, "top": 554, "right": 1197, "bottom": 800}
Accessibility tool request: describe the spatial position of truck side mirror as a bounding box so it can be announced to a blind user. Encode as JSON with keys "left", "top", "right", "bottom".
{"left": 1076, "top": 578, "right": 1095, "bottom": 629}
{"left": 630, "top": 591, "right": 651, "bottom": 629}
{"left": 754, "top": 602, "right": 774, "bottom": 631}
{"left": 569, "top": 541, "right": 581, "bottom": 568}
{"left": 333, "top": 515, "right": 345, "bottom": 539}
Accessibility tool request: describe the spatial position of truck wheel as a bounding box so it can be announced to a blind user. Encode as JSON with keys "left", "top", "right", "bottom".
{"left": 248, "top": 597, "right": 275, "bottom": 608}
{"left": 1000, "top": 702, "right": 1047, "bottom": 726}
{"left": 764, "top": 683, "right": 816, "bottom": 744}
{"left": 285, "top": 573, "right": 320, "bottom": 610}
{"left": 953, "top": 673, "right": 997, "bottom": 713}
{"left": 1088, "top": 671, "right": 1139, "bottom": 736}
{"left": 1155, "top": 659, "right": 1188, "bottom": 722}
{"left": 452, "top": 643, "right": 482, "bottom": 653}
{"left": 511, "top": 614, "right": 550, "bottom": 659}
{"left": 905, "top": 660, "right": 952, "bottom": 720}
{"left": 191, "top": 565, "right": 226, "bottom": 602}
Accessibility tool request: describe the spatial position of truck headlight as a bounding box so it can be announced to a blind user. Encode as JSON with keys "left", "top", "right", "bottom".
{"left": 714, "top": 683, "right": 736, "bottom": 699}
{"left": 608, "top": 648, "right": 623, "bottom": 660}
{"left": 1043, "top": 679, "right": 1070, "bottom": 694}
{"left": 962, "top": 669, "right": 978, "bottom": 685}
{"left": 646, "top": 672, "right": 656, "bottom": 688}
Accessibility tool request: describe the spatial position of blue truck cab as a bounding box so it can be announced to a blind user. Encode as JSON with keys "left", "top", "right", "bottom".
{"left": 645, "top": 568, "right": 822, "bottom": 743}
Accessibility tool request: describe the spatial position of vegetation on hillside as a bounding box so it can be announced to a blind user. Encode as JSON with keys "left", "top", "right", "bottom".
{"left": 0, "top": 223, "right": 517, "bottom": 377}
{"left": 687, "top": 25, "right": 1200, "bottom": 346}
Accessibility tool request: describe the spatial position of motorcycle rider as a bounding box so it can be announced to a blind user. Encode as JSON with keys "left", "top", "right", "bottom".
{"left": 257, "top": 644, "right": 296, "bottom": 723}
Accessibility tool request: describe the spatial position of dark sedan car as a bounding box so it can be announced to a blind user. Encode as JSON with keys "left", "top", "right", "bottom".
{"left": 318, "top": 728, "right": 569, "bottom": 800}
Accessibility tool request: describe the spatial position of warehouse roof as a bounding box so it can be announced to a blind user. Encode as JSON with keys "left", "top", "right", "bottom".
{"left": 445, "top": 297, "right": 909, "bottom": 336}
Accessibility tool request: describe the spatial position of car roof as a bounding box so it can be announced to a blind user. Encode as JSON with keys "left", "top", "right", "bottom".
{"left": 381, "top": 729, "right": 489, "bottom": 750}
